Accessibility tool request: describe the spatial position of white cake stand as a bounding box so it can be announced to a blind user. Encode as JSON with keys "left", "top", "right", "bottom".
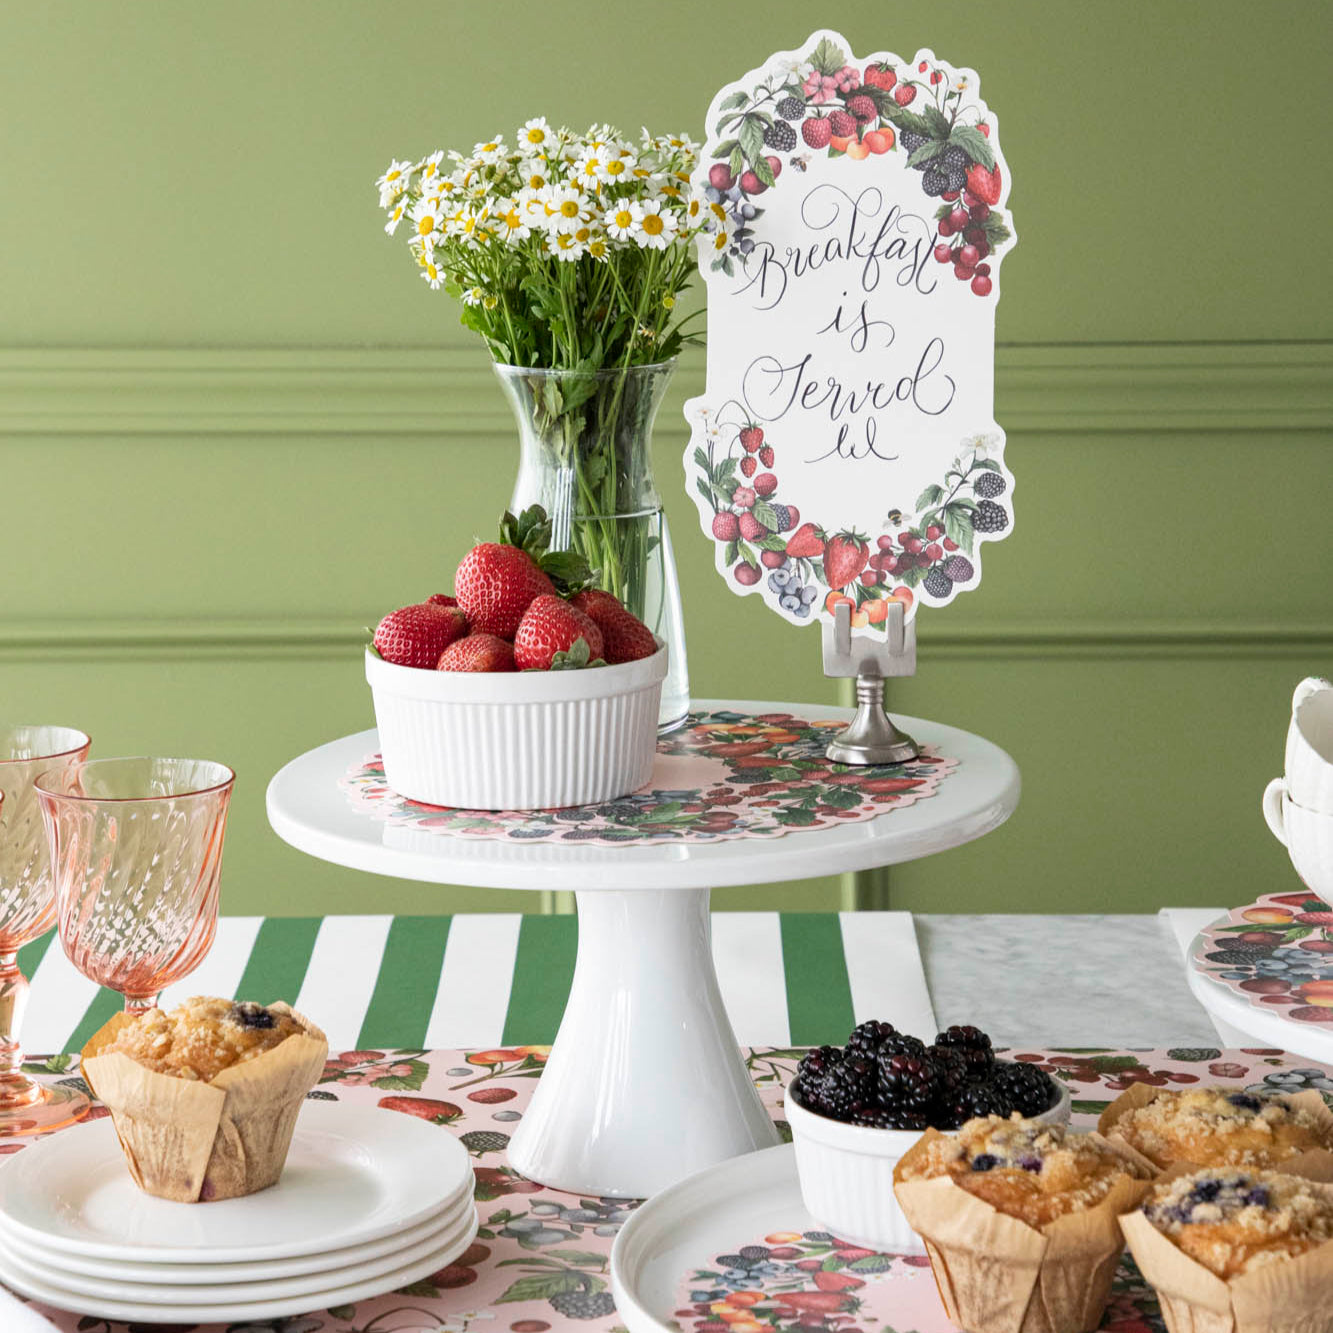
{"left": 266, "top": 701, "right": 1019, "bottom": 1198}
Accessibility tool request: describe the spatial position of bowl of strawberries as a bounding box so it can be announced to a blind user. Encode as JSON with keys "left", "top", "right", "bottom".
{"left": 367, "top": 506, "right": 667, "bottom": 811}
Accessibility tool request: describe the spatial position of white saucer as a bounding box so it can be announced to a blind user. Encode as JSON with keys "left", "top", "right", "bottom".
{"left": 0, "top": 1187, "right": 475, "bottom": 1290}
{"left": 0, "top": 1210, "right": 479, "bottom": 1324}
{"left": 0, "top": 1101, "right": 473, "bottom": 1262}
{"left": 612, "top": 1143, "right": 809, "bottom": 1333}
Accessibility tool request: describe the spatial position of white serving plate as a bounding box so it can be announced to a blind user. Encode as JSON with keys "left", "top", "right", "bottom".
{"left": 0, "top": 1185, "right": 474, "bottom": 1287}
{"left": 0, "top": 1102, "right": 472, "bottom": 1262}
{"left": 612, "top": 1144, "right": 811, "bottom": 1333}
{"left": 0, "top": 1210, "right": 478, "bottom": 1324}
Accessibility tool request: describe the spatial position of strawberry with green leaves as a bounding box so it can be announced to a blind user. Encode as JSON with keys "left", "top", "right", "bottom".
{"left": 513, "top": 595, "right": 605, "bottom": 671}
{"left": 785, "top": 522, "right": 825, "bottom": 558}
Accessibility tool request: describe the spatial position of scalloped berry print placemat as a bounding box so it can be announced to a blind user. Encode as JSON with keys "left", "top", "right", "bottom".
{"left": 341, "top": 709, "right": 959, "bottom": 845}
{"left": 1192, "top": 889, "right": 1333, "bottom": 1027}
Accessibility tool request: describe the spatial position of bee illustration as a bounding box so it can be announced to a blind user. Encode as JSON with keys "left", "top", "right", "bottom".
{"left": 789, "top": 154, "right": 811, "bottom": 173}
{"left": 886, "top": 508, "right": 903, "bottom": 526}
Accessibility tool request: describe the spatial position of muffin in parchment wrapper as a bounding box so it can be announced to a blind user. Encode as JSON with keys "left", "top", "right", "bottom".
{"left": 1120, "top": 1164, "right": 1333, "bottom": 1333}
{"left": 893, "top": 1127, "right": 1154, "bottom": 1333}
{"left": 81, "top": 1002, "right": 327, "bottom": 1203}
{"left": 1098, "top": 1084, "right": 1333, "bottom": 1181}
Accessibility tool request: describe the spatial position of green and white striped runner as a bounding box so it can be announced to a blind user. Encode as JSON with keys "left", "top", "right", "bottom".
{"left": 18, "top": 911, "right": 935, "bottom": 1055}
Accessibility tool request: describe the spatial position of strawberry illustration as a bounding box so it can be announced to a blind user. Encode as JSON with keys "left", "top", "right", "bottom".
{"left": 377, "top": 1095, "right": 462, "bottom": 1124}
{"left": 739, "top": 425, "right": 765, "bottom": 452}
{"left": 738, "top": 512, "right": 768, "bottom": 542}
{"left": 570, "top": 590, "right": 658, "bottom": 664}
{"left": 828, "top": 108, "right": 856, "bottom": 139}
{"left": 801, "top": 116, "right": 832, "bottom": 149}
{"left": 864, "top": 62, "right": 897, "bottom": 91}
{"left": 823, "top": 531, "right": 870, "bottom": 590}
{"left": 455, "top": 544, "right": 553, "bottom": 639}
{"left": 513, "top": 594, "right": 604, "bottom": 670}
{"left": 754, "top": 473, "right": 778, "bottom": 497}
{"left": 965, "top": 162, "right": 1002, "bottom": 205}
{"left": 785, "top": 522, "right": 825, "bottom": 558}
{"left": 438, "top": 632, "right": 515, "bottom": 672}
{"left": 845, "top": 94, "right": 877, "bottom": 124}
{"left": 740, "top": 455, "right": 757, "bottom": 478}
{"left": 893, "top": 83, "right": 917, "bottom": 106}
{"left": 758, "top": 444, "right": 774, "bottom": 467}
{"left": 374, "top": 603, "right": 469, "bottom": 669}
{"left": 712, "top": 511, "right": 739, "bottom": 541}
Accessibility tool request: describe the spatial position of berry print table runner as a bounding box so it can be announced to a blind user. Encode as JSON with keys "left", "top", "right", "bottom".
{"left": 342, "top": 710, "right": 958, "bottom": 845}
{"left": 1191, "top": 889, "right": 1333, "bottom": 1027}
{"left": 16, "top": 1045, "right": 1333, "bottom": 1332}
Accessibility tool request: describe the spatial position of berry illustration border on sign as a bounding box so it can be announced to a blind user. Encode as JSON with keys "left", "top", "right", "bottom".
{"left": 684, "top": 31, "right": 1016, "bottom": 631}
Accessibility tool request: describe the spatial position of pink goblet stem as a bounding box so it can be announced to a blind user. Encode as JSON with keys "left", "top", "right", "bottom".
{"left": 0, "top": 954, "right": 40, "bottom": 1111}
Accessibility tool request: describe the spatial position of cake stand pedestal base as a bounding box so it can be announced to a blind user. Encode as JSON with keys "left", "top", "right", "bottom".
{"left": 506, "top": 888, "right": 781, "bottom": 1199}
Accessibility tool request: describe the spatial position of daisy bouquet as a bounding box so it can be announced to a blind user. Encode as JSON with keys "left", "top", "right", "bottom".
{"left": 376, "top": 119, "right": 721, "bottom": 630}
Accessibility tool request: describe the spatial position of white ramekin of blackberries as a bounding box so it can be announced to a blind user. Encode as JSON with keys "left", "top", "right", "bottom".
{"left": 785, "top": 1021, "right": 1071, "bottom": 1252}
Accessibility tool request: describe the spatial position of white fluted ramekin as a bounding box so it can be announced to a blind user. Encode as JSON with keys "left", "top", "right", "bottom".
{"left": 366, "top": 643, "right": 667, "bottom": 811}
{"left": 785, "top": 1064, "right": 1071, "bottom": 1253}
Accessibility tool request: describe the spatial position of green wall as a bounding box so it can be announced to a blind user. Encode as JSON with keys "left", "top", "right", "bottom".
{"left": 2, "top": 1, "right": 1329, "bottom": 916}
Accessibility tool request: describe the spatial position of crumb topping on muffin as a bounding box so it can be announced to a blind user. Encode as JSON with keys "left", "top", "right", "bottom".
{"left": 100, "top": 996, "right": 304, "bottom": 1082}
{"left": 1143, "top": 1167, "right": 1333, "bottom": 1278}
{"left": 1114, "top": 1088, "right": 1330, "bottom": 1169}
{"left": 899, "top": 1114, "right": 1144, "bottom": 1227}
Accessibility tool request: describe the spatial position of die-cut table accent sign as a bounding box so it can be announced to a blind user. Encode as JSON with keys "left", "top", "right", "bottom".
{"left": 685, "top": 30, "right": 1017, "bottom": 636}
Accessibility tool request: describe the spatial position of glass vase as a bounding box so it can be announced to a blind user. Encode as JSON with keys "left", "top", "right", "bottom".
{"left": 495, "top": 360, "right": 690, "bottom": 732}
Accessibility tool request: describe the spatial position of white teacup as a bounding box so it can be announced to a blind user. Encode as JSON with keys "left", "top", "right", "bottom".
{"left": 1263, "top": 777, "right": 1333, "bottom": 899}
{"left": 1285, "top": 677, "right": 1333, "bottom": 814}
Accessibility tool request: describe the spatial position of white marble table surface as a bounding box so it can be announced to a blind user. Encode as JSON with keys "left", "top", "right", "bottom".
{"left": 918, "top": 911, "right": 1224, "bottom": 1048}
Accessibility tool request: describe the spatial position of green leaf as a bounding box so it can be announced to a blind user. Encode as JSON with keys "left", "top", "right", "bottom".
{"left": 943, "top": 506, "right": 974, "bottom": 555}
{"left": 546, "top": 1249, "right": 609, "bottom": 1266}
{"left": 819, "top": 786, "right": 862, "bottom": 809}
{"left": 752, "top": 155, "right": 776, "bottom": 189}
{"left": 719, "top": 90, "right": 749, "bottom": 113}
{"left": 923, "top": 105, "right": 951, "bottom": 140}
{"left": 916, "top": 483, "right": 946, "bottom": 510}
{"left": 729, "top": 146, "right": 743, "bottom": 179}
{"left": 395, "top": 1280, "right": 439, "bottom": 1297}
{"left": 693, "top": 446, "right": 710, "bottom": 471}
{"left": 724, "top": 538, "right": 739, "bottom": 565}
{"left": 949, "top": 125, "right": 994, "bottom": 169}
{"left": 898, "top": 564, "right": 925, "bottom": 588}
{"left": 759, "top": 534, "right": 788, "bottom": 552}
{"left": 753, "top": 500, "right": 780, "bottom": 531}
{"left": 984, "top": 216, "right": 1013, "bottom": 247}
{"left": 907, "top": 140, "right": 945, "bottom": 168}
{"left": 548, "top": 638, "right": 605, "bottom": 671}
{"left": 538, "top": 548, "right": 597, "bottom": 595}
{"left": 881, "top": 106, "right": 933, "bottom": 139}
{"left": 696, "top": 477, "right": 716, "bottom": 507}
{"left": 821, "top": 1254, "right": 847, "bottom": 1271}
{"left": 739, "top": 119, "right": 764, "bottom": 164}
{"left": 972, "top": 458, "right": 1002, "bottom": 473}
{"left": 712, "top": 138, "right": 740, "bottom": 159}
{"left": 810, "top": 37, "right": 846, "bottom": 76}
{"left": 370, "top": 1058, "right": 429, "bottom": 1092}
{"left": 1070, "top": 1099, "right": 1111, "bottom": 1116}
{"left": 775, "top": 806, "right": 819, "bottom": 827}
{"left": 497, "top": 1272, "right": 591, "bottom": 1304}
{"left": 848, "top": 1254, "right": 896, "bottom": 1273}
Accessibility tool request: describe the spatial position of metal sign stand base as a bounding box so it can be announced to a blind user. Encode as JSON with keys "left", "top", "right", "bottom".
{"left": 821, "top": 600, "right": 920, "bottom": 765}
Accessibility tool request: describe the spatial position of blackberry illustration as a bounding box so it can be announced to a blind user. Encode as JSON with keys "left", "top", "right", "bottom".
{"left": 847, "top": 1019, "right": 897, "bottom": 1060}
{"left": 550, "top": 1291, "right": 617, "bottom": 1320}
{"left": 973, "top": 500, "right": 1009, "bottom": 533}
{"left": 900, "top": 129, "right": 929, "bottom": 158}
{"left": 921, "top": 166, "right": 948, "bottom": 197}
{"left": 943, "top": 555, "right": 975, "bottom": 583}
{"left": 1205, "top": 948, "right": 1271, "bottom": 965}
{"left": 738, "top": 1245, "right": 771, "bottom": 1261}
{"left": 942, "top": 145, "right": 970, "bottom": 174}
{"left": 459, "top": 1130, "right": 510, "bottom": 1154}
{"left": 944, "top": 165, "right": 968, "bottom": 193}
{"left": 776, "top": 96, "right": 805, "bottom": 121}
{"left": 764, "top": 119, "right": 798, "bottom": 152}
{"left": 990, "top": 1062, "right": 1058, "bottom": 1117}
{"left": 878, "top": 1053, "right": 940, "bottom": 1113}
{"left": 923, "top": 567, "right": 952, "bottom": 599}
{"left": 974, "top": 471, "right": 1007, "bottom": 498}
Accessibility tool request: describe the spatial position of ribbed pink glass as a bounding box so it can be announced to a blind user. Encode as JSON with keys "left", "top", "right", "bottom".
{"left": 37, "top": 757, "right": 234, "bottom": 1014}
{"left": 0, "top": 725, "right": 92, "bottom": 1135}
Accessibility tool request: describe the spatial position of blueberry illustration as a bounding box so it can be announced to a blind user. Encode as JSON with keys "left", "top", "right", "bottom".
{"left": 768, "top": 571, "right": 790, "bottom": 592}
{"left": 800, "top": 585, "right": 818, "bottom": 604}
{"left": 780, "top": 593, "right": 802, "bottom": 612}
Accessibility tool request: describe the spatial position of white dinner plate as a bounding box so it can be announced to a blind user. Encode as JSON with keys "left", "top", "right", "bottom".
{"left": 612, "top": 1143, "right": 808, "bottom": 1333}
{"left": 2, "top": 1198, "right": 475, "bottom": 1304}
{"left": 0, "top": 1209, "right": 479, "bottom": 1324}
{"left": 0, "top": 1186, "right": 475, "bottom": 1287}
{"left": 0, "top": 1101, "right": 473, "bottom": 1262}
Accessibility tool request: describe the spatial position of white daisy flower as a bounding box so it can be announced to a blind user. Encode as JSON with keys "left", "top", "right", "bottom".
{"left": 462, "top": 286, "right": 486, "bottom": 306}
{"left": 409, "top": 197, "right": 444, "bottom": 247}
{"left": 545, "top": 186, "right": 591, "bottom": 232}
{"left": 420, "top": 255, "right": 447, "bottom": 290}
{"left": 602, "top": 148, "right": 636, "bottom": 182}
{"left": 518, "top": 117, "right": 552, "bottom": 150}
{"left": 518, "top": 158, "right": 550, "bottom": 192}
{"left": 417, "top": 149, "right": 446, "bottom": 185}
{"left": 496, "top": 199, "right": 531, "bottom": 243}
{"left": 574, "top": 149, "right": 609, "bottom": 187}
{"left": 376, "top": 158, "right": 414, "bottom": 207}
{"left": 586, "top": 235, "right": 610, "bottom": 260}
{"left": 605, "top": 200, "right": 637, "bottom": 241}
{"left": 551, "top": 230, "right": 586, "bottom": 262}
{"left": 632, "top": 199, "right": 678, "bottom": 250}
{"left": 472, "top": 139, "right": 506, "bottom": 162}
{"left": 384, "top": 198, "right": 408, "bottom": 235}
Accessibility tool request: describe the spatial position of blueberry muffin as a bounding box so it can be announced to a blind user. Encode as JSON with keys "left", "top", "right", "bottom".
{"left": 82, "top": 998, "right": 327, "bottom": 1202}
{"left": 894, "top": 1117, "right": 1152, "bottom": 1333}
{"left": 1101, "top": 1087, "right": 1333, "bottom": 1172}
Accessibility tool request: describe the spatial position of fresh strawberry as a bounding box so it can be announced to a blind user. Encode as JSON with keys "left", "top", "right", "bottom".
{"left": 740, "top": 455, "right": 757, "bottom": 478}
{"left": 758, "top": 444, "right": 775, "bottom": 467}
{"left": 739, "top": 425, "right": 765, "bottom": 452}
{"left": 785, "top": 522, "right": 825, "bottom": 558}
{"left": 426, "top": 593, "right": 458, "bottom": 608}
{"left": 374, "top": 603, "right": 468, "bottom": 669}
{"left": 893, "top": 83, "right": 917, "bottom": 106}
{"left": 570, "top": 590, "right": 657, "bottom": 664}
{"left": 823, "top": 531, "right": 870, "bottom": 590}
{"left": 712, "top": 511, "right": 739, "bottom": 541}
{"left": 514, "top": 595, "right": 604, "bottom": 670}
{"left": 438, "top": 633, "right": 515, "bottom": 672}
{"left": 965, "top": 162, "right": 1002, "bottom": 205}
{"left": 864, "top": 62, "right": 896, "bottom": 91}
{"left": 801, "top": 116, "right": 832, "bottom": 150}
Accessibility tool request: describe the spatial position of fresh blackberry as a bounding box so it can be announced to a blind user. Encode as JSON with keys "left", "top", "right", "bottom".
{"left": 764, "top": 119, "right": 798, "bottom": 152}
{"left": 900, "top": 129, "right": 928, "bottom": 158}
{"left": 776, "top": 96, "right": 805, "bottom": 121}
{"left": 936, "top": 1025, "right": 995, "bottom": 1080}
{"left": 550, "top": 1291, "right": 617, "bottom": 1320}
{"left": 825, "top": 1054, "right": 878, "bottom": 1114}
{"left": 974, "top": 471, "right": 1007, "bottom": 498}
{"left": 943, "top": 555, "right": 974, "bottom": 583}
{"left": 921, "top": 166, "right": 948, "bottom": 197}
{"left": 459, "top": 1130, "right": 510, "bottom": 1154}
{"left": 880, "top": 1031, "right": 928, "bottom": 1060}
{"left": 973, "top": 500, "right": 1009, "bottom": 533}
{"left": 929, "top": 1045, "right": 969, "bottom": 1102}
{"left": 877, "top": 1053, "right": 941, "bottom": 1114}
{"left": 923, "top": 567, "right": 952, "bottom": 599}
{"left": 847, "top": 1019, "right": 898, "bottom": 1060}
{"left": 942, "top": 146, "right": 970, "bottom": 173}
{"left": 797, "top": 1044, "right": 844, "bottom": 1083}
{"left": 951, "top": 1083, "right": 1006, "bottom": 1122}
{"left": 989, "top": 1061, "right": 1058, "bottom": 1118}
{"left": 884, "top": 1108, "right": 931, "bottom": 1131}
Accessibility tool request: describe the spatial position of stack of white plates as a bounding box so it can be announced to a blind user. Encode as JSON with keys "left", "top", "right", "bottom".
{"left": 0, "top": 1102, "right": 477, "bottom": 1324}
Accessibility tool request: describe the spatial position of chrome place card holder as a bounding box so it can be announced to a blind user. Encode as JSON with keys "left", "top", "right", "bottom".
{"left": 822, "top": 598, "right": 919, "bottom": 764}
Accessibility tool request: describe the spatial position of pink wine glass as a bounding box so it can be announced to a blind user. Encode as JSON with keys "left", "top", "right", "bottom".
{"left": 37, "top": 757, "right": 234, "bottom": 1014}
{"left": 0, "top": 725, "right": 93, "bottom": 1135}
